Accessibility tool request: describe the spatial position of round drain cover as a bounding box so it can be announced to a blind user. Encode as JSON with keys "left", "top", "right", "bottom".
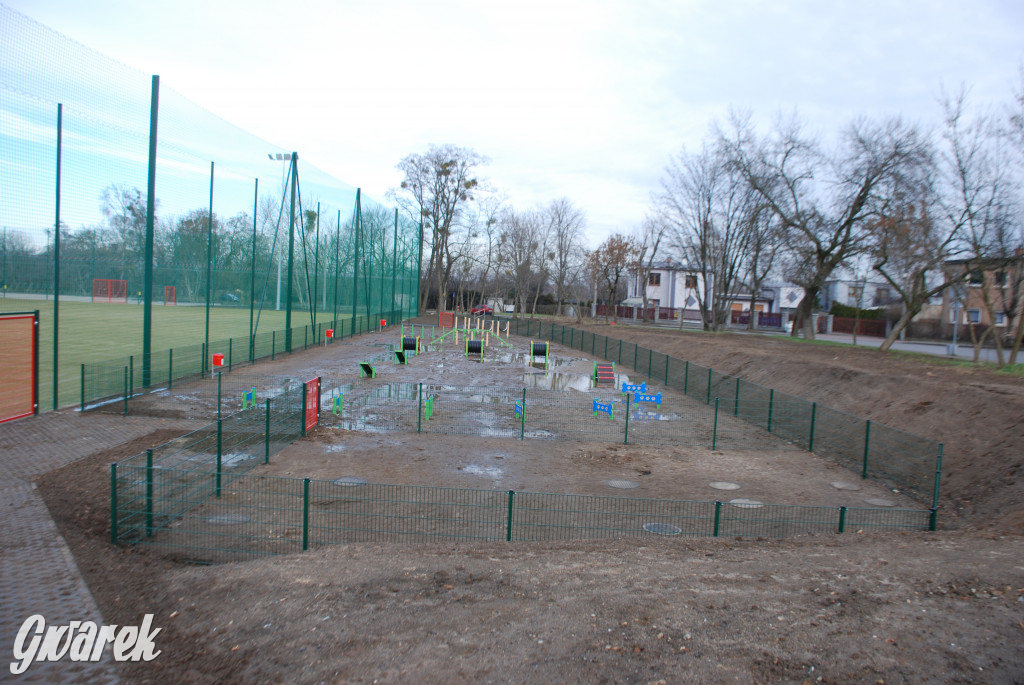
{"left": 709, "top": 481, "right": 740, "bottom": 490}
{"left": 729, "top": 498, "right": 764, "bottom": 509}
{"left": 205, "top": 514, "right": 250, "bottom": 525}
{"left": 605, "top": 479, "right": 639, "bottom": 489}
{"left": 643, "top": 522, "right": 682, "bottom": 535}
{"left": 864, "top": 497, "right": 896, "bottom": 507}
{"left": 831, "top": 481, "right": 860, "bottom": 491}
{"left": 333, "top": 477, "right": 368, "bottom": 487}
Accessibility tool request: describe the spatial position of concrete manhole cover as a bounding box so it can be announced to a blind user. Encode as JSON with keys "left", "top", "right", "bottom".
{"left": 333, "top": 477, "right": 368, "bottom": 487}
{"left": 729, "top": 498, "right": 764, "bottom": 509}
{"left": 831, "top": 481, "right": 860, "bottom": 491}
{"left": 205, "top": 514, "right": 250, "bottom": 525}
{"left": 605, "top": 480, "right": 640, "bottom": 489}
{"left": 643, "top": 522, "right": 682, "bottom": 535}
{"left": 709, "top": 481, "right": 740, "bottom": 490}
{"left": 864, "top": 497, "right": 897, "bottom": 507}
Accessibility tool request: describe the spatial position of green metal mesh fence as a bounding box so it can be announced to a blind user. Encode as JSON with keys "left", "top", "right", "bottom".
{"left": 113, "top": 465, "right": 934, "bottom": 562}
{"left": 1, "top": 6, "right": 420, "bottom": 410}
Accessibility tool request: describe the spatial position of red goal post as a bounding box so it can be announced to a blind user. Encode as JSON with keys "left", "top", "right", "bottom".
{"left": 0, "top": 311, "right": 39, "bottom": 423}
{"left": 164, "top": 286, "right": 176, "bottom": 305}
{"left": 92, "top": 279, "right": 127, "bottom": 303}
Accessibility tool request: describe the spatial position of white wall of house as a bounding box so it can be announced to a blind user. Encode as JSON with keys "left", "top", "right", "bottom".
{"left": 626, "top": 260, "right": 707, "bottom": 310}
{"left": 821, "top": 280, "right": 894, "bottom": 311}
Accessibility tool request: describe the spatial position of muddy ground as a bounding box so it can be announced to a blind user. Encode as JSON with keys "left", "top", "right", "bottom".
{"left": 35, "top": 318, "right": 1024, "bottom": 683}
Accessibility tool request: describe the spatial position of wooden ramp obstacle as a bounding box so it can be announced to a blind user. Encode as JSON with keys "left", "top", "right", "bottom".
{"left": 594, "top": 362, "right": 615, "bottom": 385}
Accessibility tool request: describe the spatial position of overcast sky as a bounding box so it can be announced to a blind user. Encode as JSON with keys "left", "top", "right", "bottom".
{"left": 5, "top": 0, "right": 1024, "bottom": 246}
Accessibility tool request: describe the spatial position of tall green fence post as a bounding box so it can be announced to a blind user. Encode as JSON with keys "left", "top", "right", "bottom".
{"left": 201, "top": 342, "right": 206, "bottom": 378}
{"left": 80, "top": 363, "right": 85, "bottom": 411}
{"left": 633, "top": 344, "right": 638, "bottom": 371}
{"left": 216, "top": 419, "right": 222, "bottom": 498}
{"left": 861, "top": 420, "right": 871, "bottom": 479}
{"left": 302, "top": 478, "right": 310, "bottom": 550}
{"left": 301, "top": 381, "right": 308, "bottom": 437}
{"left": 228, "top": 338, "right": 233, "bottom": 372}
{"left": 417, "top": 382, "right": 423, "bottom": 433}
{"left": 624, "top": 393, "right": 631, "bottom": 445}
{"left": 664, "top": 355, "right": 669, "bottom": 386}
{"left": 145, "top": 449, "right": 154, "bottom": 537}
{"left": 217, "top": 371, "right": 222, "bottom": 421}
{"left": 618, "top": 339, "right": 622, "bottom": 365}
{"left": 265, "top": 398, "right": 271, "bottom": 464}
{"left": 604, "top": 336, "right": 609, "bottom": 359}
{"left": 520, "top": 388, "right": 526, "bottom": 440}
{"left": 109, "top": 462, "right": 118, "bottom": 545}
{"left": 713, "top": 500, "right": 721, "bottom": 537}
{"left": 272, "top": 330, "right": 276, "bottom": 360}
{"left": 122, "top": 367, "right": 128, "bottom": 416}
{"left": 128, "top": 355, "right": 134, "bottom": 399}
{"left": 168, "top": 348, "right": 173, "bottom": 390}
{"left": 506, "top": 490, "right": 515, "bottom": 541}
{"left": 767, "top": 388, "right": 774, "bottom": 432}
{"left": 648, "top": 348, "right": 653, "bottom": 378}
{"left": 712, "top": 398, "right": 720, "bottom": 451}
{"left": 838, "top": 506, "right": 847, "bottom": 534}
{"left": 932, "top": 444, "right": 943, "bottom": 516}
{"left": 684, "top": 361, "right": 689, "bottom": 395}
{"left": 808, "top": 402, "right": 817, "bottom": 452}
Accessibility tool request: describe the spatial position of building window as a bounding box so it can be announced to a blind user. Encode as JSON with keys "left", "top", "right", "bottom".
{"left": 968, "top": 270, "right": 984, "bottom": 286}
{"left": 995, "top": 312, "right": 1007, "bottom": 326}
{"left": 966, "top": 309, "right": 981, "bottom": 324}
{"left": 648, "top": 272, "right": 661, "bottom": 286}
{"left": 874, "top": 287, "right": 889, "bottom": 305}
{"left": 684, "top": 275, "right": 698, "bottom": 289}
{"left": 995, "top": 271, "right": 1007, "bottom": 286}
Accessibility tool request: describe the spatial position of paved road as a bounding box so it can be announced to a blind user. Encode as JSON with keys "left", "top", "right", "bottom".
{"left": 810, "top": 332, "right": 1019, "bottom": 365}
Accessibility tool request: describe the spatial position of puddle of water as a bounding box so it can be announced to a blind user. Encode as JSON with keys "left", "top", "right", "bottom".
{"left": 461, "top": 464, "right": 503, "bottom": 479}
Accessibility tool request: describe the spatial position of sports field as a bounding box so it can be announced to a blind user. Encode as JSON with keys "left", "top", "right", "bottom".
{"left": 0, "top": 296, "right": 343, "bottom": 409}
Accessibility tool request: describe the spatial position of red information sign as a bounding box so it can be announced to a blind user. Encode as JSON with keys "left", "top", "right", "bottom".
{"left": 305, "top": 377, "right": 320, "bottom": 432}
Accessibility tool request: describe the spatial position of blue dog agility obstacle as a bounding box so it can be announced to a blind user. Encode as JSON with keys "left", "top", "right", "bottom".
{"left": 633, "top": 392, "right": 662, "bottom": 409}
{"left": 592, "top": 398, "right": 614, "bottom": 419}
{"left": 622, "top": 381, "right": 646, "bottom": 395}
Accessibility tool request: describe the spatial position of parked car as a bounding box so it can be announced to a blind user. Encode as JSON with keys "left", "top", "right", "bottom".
{"left": 220, "top": 292, "right": 240, "bottom": 303}
{"left": 471, "top": 304, "right": 493, "bottom": 315}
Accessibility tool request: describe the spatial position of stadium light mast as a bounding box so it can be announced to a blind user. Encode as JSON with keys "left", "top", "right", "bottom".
{"left": 267, "top": 153, "right": 290, "bottom": 310}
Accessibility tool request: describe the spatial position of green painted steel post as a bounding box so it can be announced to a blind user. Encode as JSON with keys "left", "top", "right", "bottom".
{"left": 417, "top": 382, "right": 423, "bottom": 433}
{"left": 228, "top": 338, "right": 233, "bottom": 372}
{"left": 520, "top": 388, "right": 526, "bottom": 440}
{"left": 302, "top": 478, "right": 310, "bottom": 550}
{"left": 506, "top": 490, "right": 515, "bottom": 541}
{"left": 591, "top": 333, "right": 595, "bottom": 356}
{"left": 618, "top": 339, "right": 622, "bottom": 365}
{"left": 80, "top": 363, "right": 85, "bottom": 412}
{"left": 929, "top": 507, "right": 938, "bottom": 532}
{"left": 809, "top": 402, "right": 817, "bottom": 451}
{"left": 767, "top": 389, "right": 774, "bottom": 433}
{"left": 862, "top": 420, "right": 871, "bottom": 479}
{"left": 712, "top": 398, "right": 720, "bottom": 451}
{"left": 201, "top": 342, "right": 206, "bottom": 378}
{"left": 623, "top": 393, "right": 631, "bottom": 444}
{"left": 217, "top": 371, "right": 222, "bottom": 421}
{"left": 706, "top": 368, "right": 712, "bottom": 405}
{"left": 264, "top": 398, "right": 271, "bottom": 464}
{"left": 664, "top": 355, "right": 669, "bottom": 386}
{"left": 168, "top": 348, "right": 173, "bottom": 390}
{"left": 838, "top": 506, "right": 847, "bottom": 534}
{"left": 648, "top": 348, "right": 653, "bottom": 378}
{"left": 604, "top": 336, "right": 608, "bottom": 359}
{"left": 301, "top": 381, "right": 308, "bottom": 437}
{"left": 734, "top": 378, "right": 740, "bottom": 417}
{"left": 713, "top": 500, "right": 721, "bottom": 537}
{"left": 145, "top": 449, "right": 154, "bottom": 537}
{"left": 122, "top": 367, "right": 128, "bottom": 416}
{"left": 216, "top": 419, "right": 222, "bottom": 498}
{"left": 128, "top": 355, "right": 133, "bottom": 400}
{"left": 271, "top": 331, "right": 275, "bottom": 361}
{"left": 109, "top": 462, "right": 117, "bottom": 544}
{"left": 633, "top": 344, "right": 638, "bottom": 371}
{"left": 684, "top": 361, "right": 689, "bottom": 395}
{"left": 932, "top": 444, "right": 943, "bottom": 513}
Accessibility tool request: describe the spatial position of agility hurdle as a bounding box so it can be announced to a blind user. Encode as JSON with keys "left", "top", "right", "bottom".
{"left": 359, "top": 362, "right": 376, "bottom": 378}
{"left": 622, "top": 381, "right": 646, "bottom": 396}
{"left": 241, "top": 387, "right": 256, "bottom": 410}
{"left": 332, "top": 394, "right": 344, "bottom": 416}
{"left": 394, "top": 350, "right": 409, "bottom": 365}
{"left": 424, "top": 394, "right": 435, "bottom": 421}
{"left": 514, "top": 399, "right": 525, "bottom": 420}
{"left": 632, "top": 409, "right": 660, "bottom": 421}
{"left": 633, "top": 392, "right": 662, "bottom": 409}
{"left": 529, "top": 341, "right": 550, "bottom": 370}
{"left": 592, "top": 398, "right": 614, "bottom": 419}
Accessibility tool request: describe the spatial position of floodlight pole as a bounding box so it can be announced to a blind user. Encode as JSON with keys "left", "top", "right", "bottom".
{"left": 142, "top": 75, "right": 159, "bottom": 388}
{"left": 285, "top": 152, "right": 297, "bottom": 352}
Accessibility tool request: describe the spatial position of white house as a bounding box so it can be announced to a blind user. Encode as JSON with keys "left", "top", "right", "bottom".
{"left": 820, "top": 278, "right": 896, "bottom": 311}
{"left": 624, "top": 259, "right": 709, "bottom": 311}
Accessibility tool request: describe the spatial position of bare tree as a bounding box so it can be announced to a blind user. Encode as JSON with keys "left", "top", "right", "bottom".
{"left": 587, "top": 234, "right": 639, "bottom": 322}
{"left": 721, "top": 112, "right": 928, "bottom": 339}
{"left": 497, "top": 209, "right": 546, "bottom": 317}
{"left": 545, "top": 198, "right": 587, "bottom": 316}
{"left": 389, "top": 145, "right": 488, "bottom": 314}
{"left": 657, "top": 139, "right": 759, "bottom": 331}
{"left": 632, "top": 217, "right": 668, "bottom": 323}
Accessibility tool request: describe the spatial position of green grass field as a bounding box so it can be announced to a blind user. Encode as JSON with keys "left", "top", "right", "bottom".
{"left": 0, "top": 297, "right": 353, "bottom": 409}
